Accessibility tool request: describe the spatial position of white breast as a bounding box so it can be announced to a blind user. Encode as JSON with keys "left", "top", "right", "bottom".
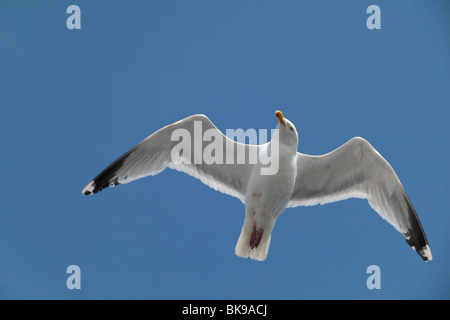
{"left": 245, "top": 143, "right": 297, "bottom": 216}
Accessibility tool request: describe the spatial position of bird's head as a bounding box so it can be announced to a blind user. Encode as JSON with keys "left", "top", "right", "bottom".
{"left": 275, "top": 110, "right": 298, "bottom": 148}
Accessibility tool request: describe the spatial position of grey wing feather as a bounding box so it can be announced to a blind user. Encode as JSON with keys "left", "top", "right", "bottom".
{"left": 82, "top": 114, "right": 257, "bottom": 203}
{"left": 288, "top": 137, "right": 432, "bottom": 261}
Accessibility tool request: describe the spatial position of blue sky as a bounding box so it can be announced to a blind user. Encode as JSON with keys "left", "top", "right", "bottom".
{"left": 0, "top": 1, "right": 449, "bottom": 299}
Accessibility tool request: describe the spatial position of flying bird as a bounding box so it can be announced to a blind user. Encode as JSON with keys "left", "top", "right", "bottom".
{"left": 82, "top": 111, "right": 432, "bottom": 262}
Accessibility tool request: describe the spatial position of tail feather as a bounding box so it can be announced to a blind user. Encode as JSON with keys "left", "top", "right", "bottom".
{"left": 235, "top": 229, "right": 272, "bottom": 261}
{"left": 235, "top": 215, "right": 276, "bottom": 261}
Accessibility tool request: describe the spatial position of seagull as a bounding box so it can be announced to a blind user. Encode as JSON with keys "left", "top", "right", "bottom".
{"left": 82, "top": 111, "right": 432, "bottom": 262}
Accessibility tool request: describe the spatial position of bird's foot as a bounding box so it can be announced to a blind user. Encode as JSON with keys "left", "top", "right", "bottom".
{"left": 250, "top": 225, "right": 264, "bottom": 249}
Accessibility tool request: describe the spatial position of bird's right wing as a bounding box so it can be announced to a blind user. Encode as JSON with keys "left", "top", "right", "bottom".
{"left": 82, "top": 114, "right": 260, "bottom": 203}
{"left": 288, "top": 137, "right": 432, "bottom": 261}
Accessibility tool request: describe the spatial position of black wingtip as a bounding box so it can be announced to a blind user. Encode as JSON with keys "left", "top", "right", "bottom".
{"left": 81, "top": 181, "right": 96, "bottom": 196}
{"left": 82, "top": 148, "right": 134, "bottom": 196}
{"left": 402, "top": 193, "right": 432, "bottom": 262}
{"left": 82, "top": 178, "right": 121, "bottom": 196}
{"left": 413, "top": 243, "right": 433, "bottom": 262}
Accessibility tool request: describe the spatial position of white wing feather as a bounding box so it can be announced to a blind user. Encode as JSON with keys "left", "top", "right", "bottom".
{"left": 82, "top": 114, "right": 258, "bottom": 203}
{"left": 288, "top": 137, "right": 432, "bottom": 261}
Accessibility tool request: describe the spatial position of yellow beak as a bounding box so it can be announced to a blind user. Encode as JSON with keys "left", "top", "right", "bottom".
{"left": 275, "top": 110, "right": 286, "bottom": 127}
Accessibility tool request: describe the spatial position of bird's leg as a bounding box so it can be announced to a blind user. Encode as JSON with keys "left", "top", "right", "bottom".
{"left": 250, "top": 224, "right": 264, "bottom": 249}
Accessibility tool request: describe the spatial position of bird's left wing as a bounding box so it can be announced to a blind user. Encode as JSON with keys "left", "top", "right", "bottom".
{"left": 287, "top": 137, "right": 432, "bottom": 261}
{"left": 82, "top": 114, "right": 259, "bottom": 203}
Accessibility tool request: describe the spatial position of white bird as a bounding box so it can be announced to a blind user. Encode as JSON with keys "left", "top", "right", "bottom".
{"left": 82, "top": 111, "right": 432, "bottom": 262}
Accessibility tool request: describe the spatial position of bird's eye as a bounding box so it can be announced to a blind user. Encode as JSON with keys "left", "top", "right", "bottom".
{"left": 289, "top": 126, "right": 294, "bottom": 131}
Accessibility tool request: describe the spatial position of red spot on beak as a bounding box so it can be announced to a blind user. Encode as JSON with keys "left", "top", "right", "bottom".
{"left": 275, "top": 110, "right": 285, "bottom": 127}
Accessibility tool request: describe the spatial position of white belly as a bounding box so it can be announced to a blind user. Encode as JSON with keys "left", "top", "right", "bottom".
{"left": 245, "top": 148, "right": 297, "bottom": 217}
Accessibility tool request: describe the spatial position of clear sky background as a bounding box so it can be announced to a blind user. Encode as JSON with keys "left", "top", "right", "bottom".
{"left": 0, "top": 1, "right": 449, "bottom": 299}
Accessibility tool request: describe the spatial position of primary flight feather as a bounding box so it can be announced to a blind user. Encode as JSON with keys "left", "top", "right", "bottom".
{"left": 82, "top": 111, "right": 432, "bottom": 262}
